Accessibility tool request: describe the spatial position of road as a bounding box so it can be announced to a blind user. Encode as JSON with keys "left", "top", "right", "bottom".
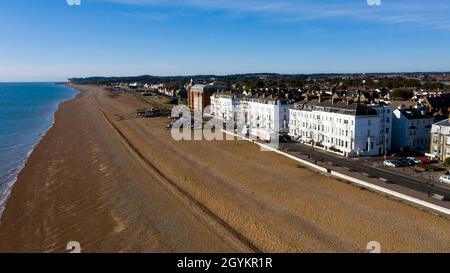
{"left": 282, "top": 142, "right": 450, "bottom": 199}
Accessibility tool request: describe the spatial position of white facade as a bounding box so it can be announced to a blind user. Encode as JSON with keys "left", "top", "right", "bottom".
{"left": 244, "top": 98, "right": 292, "bottom": 141}
{"left": 148, "top": 83, "right": 177, "bottom": 96}
{"left": 392, "top": 106, "right": 434, "bottom": 152}
{"left": 210, "top": 93, "right": 238, "bottom": 122}
{"left": 289, "top": 100, "right": 392, "bottom": 157}
{"left": 429, "top": 119, "right": 450, "bottom": 161}
{"left": 209, "top": 94, "right": 292, "bottom": 141}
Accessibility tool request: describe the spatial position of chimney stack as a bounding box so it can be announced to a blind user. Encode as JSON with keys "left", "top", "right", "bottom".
{"left": 331, "top": 94, "right": 340, "bottom": 105}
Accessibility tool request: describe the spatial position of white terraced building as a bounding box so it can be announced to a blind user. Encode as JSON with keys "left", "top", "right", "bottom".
{"left": 429, "top": 119, "right": 450, "bottom": 161}
{"left": 289, "top": 97, "right": 392, "bottom": 157}
{"left": 210, "top": 92, "right": 241, "bottom": 122}
{"left": 209, "top": 93, "right": 293, "bottom": 141}
{"left": 392, "top": 105, "right": 434, "bottom": 153}
{"left": 239, "top": 95, "right": 292, "bottom": 141}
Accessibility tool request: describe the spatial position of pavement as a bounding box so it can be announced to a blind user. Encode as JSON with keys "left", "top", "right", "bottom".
{"left": 281, "top": 142, "right": 450, "bottom": 200}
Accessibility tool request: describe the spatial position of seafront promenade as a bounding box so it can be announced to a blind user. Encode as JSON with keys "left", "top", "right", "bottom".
{"left": 1, "top": 84, "right": 450, "bottom": 253}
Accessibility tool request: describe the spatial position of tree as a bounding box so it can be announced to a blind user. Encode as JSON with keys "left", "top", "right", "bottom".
{"left": 390, "top": 89, "right": 414, "bottom": 101}
{"left": 256, "top": 80, "right": 265, "bottom": 89}
{"left": 276, "top": 82, "right": 286, "bottom": 89}
{"left": 444, "top": 157, "right": 450, "bottom": 166}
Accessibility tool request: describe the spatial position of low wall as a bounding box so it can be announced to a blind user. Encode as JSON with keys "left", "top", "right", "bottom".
{"left": 222, "top": 129, "right": 450, "bottom": 217}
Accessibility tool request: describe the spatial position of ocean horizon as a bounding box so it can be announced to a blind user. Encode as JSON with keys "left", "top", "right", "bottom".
{"left": 0, "top": 83, "right": 77, "bottom": 218}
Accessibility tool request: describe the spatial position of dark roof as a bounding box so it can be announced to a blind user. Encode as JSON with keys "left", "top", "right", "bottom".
{"left": 398, "top": 108, "right": 432, "bottom": 120}
{"left": 296, "top": 99, "right": 378, "bottom": 116}
{"left": 434, "top": 119, "right": 450, "bottom": 127}
{"left": 244, "top": 94, "right": 290, "bottom": 104}
{"left": 191, "top": 82, "right": 229, "bottom": 93}
{"left": 425, "top": 96, "right": 450, "bottom": 110}
{"left": 390, "top": 101, "right": 417, "bottom": 109}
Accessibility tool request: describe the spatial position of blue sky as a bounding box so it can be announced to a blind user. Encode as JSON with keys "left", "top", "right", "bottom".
{"left": 1, "top": 0, "right": 450, "bottom": 81}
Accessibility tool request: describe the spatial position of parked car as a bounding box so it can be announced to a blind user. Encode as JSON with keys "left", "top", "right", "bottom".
{"left": 383, "top": 160, "right": 397, "bottom": 168}
{"left": 418, "top": 156, "right": 431, "bottom": 164}
{"left": 392, "top": 158, "right": 410, "bottom": 167}
{"left": 391, "top": 160, "right": 403, "bottom": 167}
{"left": 396, "top": 158, "right": 411, "bottom": 167}
{"left": 439, "top": 175, "right": 450, "bottom": 184}
{"left": 407, "top": 157, "right": 421, "bottom": 165}
{"left": 398, "top": 157, "right": 415, "bottom": 166}
{"left": 406, "top": 159, "right": 417, "bottom": 166}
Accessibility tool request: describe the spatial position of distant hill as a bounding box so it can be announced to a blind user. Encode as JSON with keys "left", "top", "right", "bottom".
{"left": 68, "top": 72, "right": 450, "bottom": 90}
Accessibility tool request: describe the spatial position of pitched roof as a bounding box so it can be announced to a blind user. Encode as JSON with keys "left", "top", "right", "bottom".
{"left": 434, "top": 119, "right": 450, "bottom": 127}
{"left": 297, "top": 99, "right": 378, "bottom": 116}
{"left": 425, "top": 96, "right": 450, "bottom": 110}
{"left": 398, "top": 108, "right": 432, "bottom": 120}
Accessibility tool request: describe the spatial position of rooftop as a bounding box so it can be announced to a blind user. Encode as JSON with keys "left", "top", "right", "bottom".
{"left": 191, "top": 82, "right": 229, "bottom": 93}
{"left": 425, "top": 95, "right": 450, "bottom": 109}
{"left": 294, "top": 99, "right": 379, "bottom": 116}
{"left": 433, "top": 119, "right": 450, "bottom": 127}
{"left": 397, "top": 108, "right": 432, "bottom": 120}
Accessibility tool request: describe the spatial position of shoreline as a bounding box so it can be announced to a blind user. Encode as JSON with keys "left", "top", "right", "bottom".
{"left": 0, "top": 83, "right": 78, "bottom": 219}
{"left": 0, "top": 84, "right": 249, "bottom": 252}
{"left": 1, "top": 84, "right": 449, "bottom": 252}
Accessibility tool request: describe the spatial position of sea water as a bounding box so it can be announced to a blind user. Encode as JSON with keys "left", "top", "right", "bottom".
{"left": 0, "top": 83, "right": 76, "bottom": 218}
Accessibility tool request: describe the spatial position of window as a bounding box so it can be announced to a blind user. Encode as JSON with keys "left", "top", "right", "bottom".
{"left": 368, "top": 120, "right": 371, "bottom": 126}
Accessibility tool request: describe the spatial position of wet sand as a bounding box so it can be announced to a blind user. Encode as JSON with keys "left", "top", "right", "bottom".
{"left": 0, "top": 84, "right": 449, "bottom": 253}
